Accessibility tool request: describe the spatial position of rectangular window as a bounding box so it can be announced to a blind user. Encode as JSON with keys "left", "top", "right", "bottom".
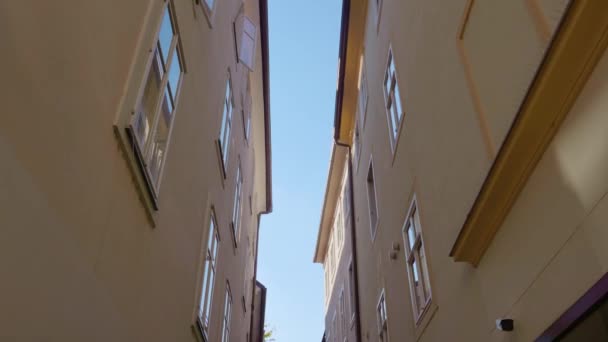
{"left": 219, "top": 75, "right": 234, "bottom": 176}
{"left": 129, "top": 3, "right": 184, "bottom": 201}
{"left": 231, "top": 162, "right": 243, "bottom": 245}
{"left": 377, "top": 291, "right": 389, "bottom": 342}
{"left": 402, "top": 198, "right": 432, "bottom": 321}
{"left": 366, "top": 160, "right": 378, "bottom": 239}
{"left": 235, "top": 16, "right": 258, "bottom": 71}
{"left": 221, "top": 283, "right": 232, "bottom": 342}
{"left": 197, "top": 210, "right": 220, "bottom": 339}
{"left": 383, "top": 46, "right": 403, "bottom": 150}
{"left": 348, "top": 261, "right": 356, "bottom": 323}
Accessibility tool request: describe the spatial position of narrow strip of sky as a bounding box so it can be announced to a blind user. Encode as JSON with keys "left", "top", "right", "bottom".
{"left": 257, "top": 0, "right": 343, "bottom": 341}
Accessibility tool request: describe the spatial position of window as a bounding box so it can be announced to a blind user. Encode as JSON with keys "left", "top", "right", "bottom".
{"left": 402, "top": 198, "right": 432, "bottom": 321}
{"left": 204, "top": 0, "right": 214, "bottom": 9}
{"left": 197, "top": 210, "right": 220, "bottom": 339}
{"left": 231, "top": 162, "right": 243, "bottom": 245}
{"left": 383, "top": 47, "right": 404, "bottom": 150}
{"left": 377, "top": 291, "right": 389, "bottom": 342}
{"left": 200, "top": 0, "right": 217, "bottom": 26}
{"left": 221, "top": 283, "right": 233, "bottom": 342}
{"left": 348, "top": 261, "right": 356, "bottom": 323}
{"left": 235, "top": 16, "right": 257, "bottom": 71}
{"left": 366, "top": 160, "right": 379, "bottom": 239}
{"left": 219, "top": 75, "right": 234, "bottom": 176}
{"left": 128, "top": 3, "right": 184, "bottom": 202}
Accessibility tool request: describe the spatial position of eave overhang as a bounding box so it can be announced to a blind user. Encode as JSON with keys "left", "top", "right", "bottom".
{"left": 334, "top": 0, "right": 368, "bottom": 145}
{"left": 450, "top": 0, "right": 608, "bottom": 266}
{"left": 259, "top": 0, "right": 273, "bottom": 214}
{"left": 313, "top": 144, "right": 348, "bottom": 263}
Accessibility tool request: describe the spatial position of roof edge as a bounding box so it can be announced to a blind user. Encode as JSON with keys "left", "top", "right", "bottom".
{"left": 259, "top": 0, "right": 273, "bottom": 214}
{"left": 333, "top": 0, "right": 351, "bottom": 143}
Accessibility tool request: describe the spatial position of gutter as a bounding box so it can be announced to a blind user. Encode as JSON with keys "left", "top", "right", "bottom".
{"left": 331, "top": 1, "right": 361, "bottom": 340}
{"left": 259, "top": 0, "right": 273, "bottom": 213}
{"left": 250, "top": 0, "right": 272, "bottom": 340}
{"left": 335, "top": 142, "right": 362, "bottom": 342}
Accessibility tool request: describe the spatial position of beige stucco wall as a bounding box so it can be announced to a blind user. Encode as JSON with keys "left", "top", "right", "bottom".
{"left": 345, "top": 0, "right": 608, "bottom": 341}
{"left": 322, "top": 152, "right": 358, "bottom": 342}
{"left": 0, "top": 0, "right": 268, "bottom": 341}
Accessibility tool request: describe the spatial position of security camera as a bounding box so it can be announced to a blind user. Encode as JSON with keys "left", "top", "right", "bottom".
{"left": 496, "top": 319, "right": 514, "bottom": 332}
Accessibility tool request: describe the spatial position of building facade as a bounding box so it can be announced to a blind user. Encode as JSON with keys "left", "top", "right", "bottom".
{"left": 0, "top": 0, "right": 271, "bottom": 341}
{"left": 316, "top": 0, "right": 608, "bottom": 341}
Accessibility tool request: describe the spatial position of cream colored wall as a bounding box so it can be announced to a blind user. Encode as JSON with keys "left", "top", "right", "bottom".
{"left": 0, "top": 0, "right": 267, "bottom": 341}
{"left": 323, "top": 158, "right": 358, "bottom": 342}
{"left": 350, "top": 0, "right": 608, "bottom": 341}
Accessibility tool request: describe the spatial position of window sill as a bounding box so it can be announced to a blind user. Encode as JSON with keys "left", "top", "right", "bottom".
{"left": 414, "top": 301, "right": 438, "bottom": 341}
{"left": 113, "top": 125, "right": 158, "bottom": 227}
{"left": 191, "top": 320, "right": 208, "bottom": 342}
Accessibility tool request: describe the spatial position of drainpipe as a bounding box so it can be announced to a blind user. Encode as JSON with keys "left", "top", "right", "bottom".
{"left": 336, "top": 141, "right": 362, "bottom": 342}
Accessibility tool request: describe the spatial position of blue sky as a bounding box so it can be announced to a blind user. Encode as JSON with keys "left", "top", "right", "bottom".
{"left": 256, "top": 0, "right": 342, "bottom": 340}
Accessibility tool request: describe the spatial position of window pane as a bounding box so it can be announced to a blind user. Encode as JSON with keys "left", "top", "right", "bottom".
{"left": 158, "top": 8, "right": 174, "bottom": 64}
{"left": 419, "top": 244, "right": 431, "bottom": 300}
{"left": 384, "top": 71, "right": 391, "bottom": 96}
{"left": 199, "top": 261, "right": 209, "bottom": 316}
{"left": 394, "top": 82, "right": 403, "bottom": 122}
{"left": 147, "top": 87, "right": 173, "bottom": 188}
{"left": 167, "top": 50, "right": 182, "bottom": 101}
{"left": 134, "top": 49, "right": 163, "bottom": 148}
{"left": 205, "top": 0, "right": 214, "bottom": 9}
{"left": 407, "top": 222, "right": 416, "bottom": 251}
{"left": 412, "top": 259, "right": 420, "bottom": 283}
{"left": 240, "top": 31, "right": 255, "bottom": 70}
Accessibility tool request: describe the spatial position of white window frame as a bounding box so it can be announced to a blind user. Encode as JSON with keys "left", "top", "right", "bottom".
{"left": 366, "top": 158, "right": 379, "bottom": 241}
{"left": 114, "top": 1, "right": 186, "bottom": 212}
{"left": 221, "top": 283, "right": 233, "bottom": 342}
{"left": 218, "top": 73, "right": 234, "bottom": 178}
{"left": 402, "top": 196, "right": 433, "bottom": 323}
{"left": 377, "top": 290, "right": 389, "bottom": 342}
{"left": 383, "top": 46, "right": 404, "bottom": 153}
{"left": 200, "top": 0, "right": 217, "bottom": 28}
{"left": 197, "top": 209, "right": 220, "bottom": 340}
{"left": 231, "top": 161, "right": 243, "bottom": 247}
